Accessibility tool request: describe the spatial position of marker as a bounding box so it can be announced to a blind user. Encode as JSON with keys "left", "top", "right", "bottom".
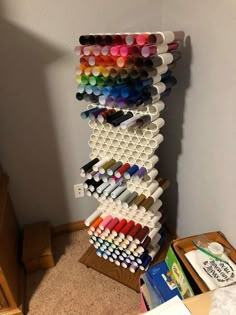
{"left": 93, "top": 158, "right": 109, "bottom": 172}
{"left": 88, "top": 179, "right": 103, "bottom": 192}
{"left": 131, "top": 194, "right": 146, "bottom": 210}
{"left": 126, "top": 223, "right": 142, "bottom": 242}
{"left": 93, "top": 173, "right": 104, "bottom": 182}
{"left": 111, "top": 219, "right": 127, "bottom": 237}
{"left": 125, "top": 34, "right": 135, "bottom": 46}
{"left": 124, "top": 165, "right": 139, "bottom": 179}
{"left": 109, "top": 175, "right": 124, "bottom": 185}
{"left": 119, "top": 221, "right": 135, "bottom": 239}
{"left": 99, "top": 215, "right": 113, "bottom": 230}
{"left": 102, "top": 182, "right": 121, "bottom": 197}
{"left": 111, "top": 112, "right": 133, "bottom": 127}
{"left": 107, "top": 161, "right": 123, "bottom": 176}
{"left": 110, "top": 185, "right": 127, "bottom": 199}
{"left": 129, "top": 264, "right": 139, "bottom": 273}
{"left": 139, "top": 247, "right": 160, "bottom": 270}
{"left": 150, "top": 180, "right": 170, "bottom": 201}
{"left": 105, "top": 218, "right": 119, "bottom": 233}
{"left": 122, "top": 192, "right": 138, "bottom": 208}
{"left": 134, "top": 226, "right": 150, "bottom": 245}
{"left": 106, "top": 111, "right": 124, "bottom": 124}
{"left": 99, "top": 159, "right": 116, "bottom": 174}
{"left": 96, "top": 182, "right": 110, "bottom": 194}
{"left": 97, "top": 109, "right": 116, "bottom": 123}
{"left": 90, "top": 217, "right": 104, "bottom": 232}
{"left": 109, "top": 256, "right": 114, "bottom": 263}
{"left": 115, "top": 163, "right": 131, "bottom": 178}
{"left": 133, "top": 167, "right": 147, "bottom": 180}
{"left": 89, "top": 108, "right": 106, "bottom": 120}
{"left": 144, "top": 51, "right": 181, "bottom": 69}
{"left": 116, "top": 190, "right": 131, "bottom": 205}
{"left": 80, "top": 107, "right": 99, "bottom": 119}
{"left": 112, "top": 252, "right": 118, "bottom": 260}
{"left": 120, "top": 114, "right": 142, "bottom": 129}
{"left": 147, "top": 31, "right": 185, "bottom": 45}
{"left": 96, "top": 248, "right": 105, "bottom": 257}
{"left": 80, "top": 158, "right": 99, "bottom": 173}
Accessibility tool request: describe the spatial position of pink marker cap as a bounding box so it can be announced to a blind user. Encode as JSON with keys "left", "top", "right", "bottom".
{"left": 99, "top": 215, "right": 113, "bottom": 230}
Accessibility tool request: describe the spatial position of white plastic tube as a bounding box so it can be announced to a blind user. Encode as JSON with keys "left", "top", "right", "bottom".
{"left": 88, "top": 140, "right": 96, "bottom": 148}
{"left": 150, "top": 199, "right": 163, "bottom": 214}
{"left": 150, "top": 187, "right": 164, "bottom": 201}
{"left": 144, "top": 169, "right": 158, "bottom": 183}
{"left": 132, "top": 136, "right": 139, "bottom": 144}
{"left": 144, "top": 155, "right": 159, "bottom": 170}
{"left": 89, "top": 153, "right": 96, "bottom": 160}
{"left": 149, "top": 101, "right": 165, "bottom": 114}
{"left": 148, "top": 217, "right": 162, "bottom": 229}
{"left": 149, "top": 134, "right": 164, "bottom": 148}
{"left": 116, "top": 133, "right": 123, "bottom": 141}
{"left": 124, "top": 134, "right": 130, "bottom": 142}
{"left": 140, "top": 138, "right": 148, "bottom": 146}
{"left": 133, "top": 151, "right": 139, "bottom": 159}
{"left": 146, "top": 181, "right": 160, "bottom": 195}
{"left": 89, "top": 120, "right": 97, "bottom": 128}
{"left": 113, "top": 153, "right": 120, "bottom": 160}
{"left": 93, "top": 191, "right": 100, "bottom": 199}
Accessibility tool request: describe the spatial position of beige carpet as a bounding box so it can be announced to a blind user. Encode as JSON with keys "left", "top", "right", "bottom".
{"left": 26, "top": 230, "right": 141, "bottom": 315}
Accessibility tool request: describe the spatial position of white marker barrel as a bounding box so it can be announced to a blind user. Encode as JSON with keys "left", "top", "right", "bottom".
{"left": 96, "top": 182, "right": 110, "bottom": 194}
{"left": 111, "top": 185, "right": 127, "bottom": 199}
{"left": 103, "top": 182, "right": 121, "bottom": 197}
{"left": 144, "top": 155, "right": 159, "bottom": 170}
{"left": 116, "top": 190, "right": 131, "bottom": 205}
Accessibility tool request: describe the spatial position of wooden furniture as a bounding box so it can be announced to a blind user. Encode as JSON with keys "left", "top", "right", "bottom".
{"left": 22, "top": 222, "right": 55, "bottom": 273}
{"left": 80, "top": 232, "right": 176, "bottom": 292}
{"left": 0, "top": 174, "right": 24, "bottom": 315}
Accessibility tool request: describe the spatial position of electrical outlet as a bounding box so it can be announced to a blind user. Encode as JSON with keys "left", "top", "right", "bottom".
{"left": 74, "top": 184, "right": 84, "bottom": 198}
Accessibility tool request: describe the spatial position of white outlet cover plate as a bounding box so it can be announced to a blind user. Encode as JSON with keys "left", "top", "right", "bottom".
{"left": 74, "top": 184, "right": 84, "bottom": 198}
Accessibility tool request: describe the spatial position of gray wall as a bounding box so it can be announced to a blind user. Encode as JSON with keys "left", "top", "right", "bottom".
{"left": 0, "top": 0, "right": 236, "bottom": 247}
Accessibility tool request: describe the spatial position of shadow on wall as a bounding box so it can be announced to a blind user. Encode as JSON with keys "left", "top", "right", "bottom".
{"left": 0, "top": 9, "right": 72, "bottom": 313}
{"left": 158, "top": 36, "right": 192, "bottom": 233}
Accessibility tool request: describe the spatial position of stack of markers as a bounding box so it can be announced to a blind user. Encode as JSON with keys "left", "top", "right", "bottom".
{"left": 75, "top": 31, "right": 184, "bottom": 109}
{"left": 75, "top": 31, "right": 185, "bottom": 275}
{"left": 85, "top": 208, "right": 167, "bottom": 272}
{"left": 81, "top": 157, "right": 169, "bottom": 208}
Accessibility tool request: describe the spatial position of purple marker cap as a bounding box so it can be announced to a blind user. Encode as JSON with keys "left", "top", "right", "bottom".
{"left": 117, "top": 97, "right": 126, "bottom": 108}
{"left": 106, "top": 96, "right": 115, "bottom": 107}
{"left": 134, "top": 167, "right": 147, "bottom": 178}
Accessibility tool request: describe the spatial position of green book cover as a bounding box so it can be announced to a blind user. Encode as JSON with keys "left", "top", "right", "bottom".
{"left": 165, "top": 246, "right": 195, "bottom": 299}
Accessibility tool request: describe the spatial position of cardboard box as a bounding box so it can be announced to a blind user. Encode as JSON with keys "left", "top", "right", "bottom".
{"left": 172, "top": 231, "right": 236, "bottom": 292}
{"left": 183, "top": 291, "right": 211, "bottom": 315}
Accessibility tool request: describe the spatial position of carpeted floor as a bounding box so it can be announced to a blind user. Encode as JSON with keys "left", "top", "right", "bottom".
{"left": 26, "top": 230, "right": 141, "bottom": 315}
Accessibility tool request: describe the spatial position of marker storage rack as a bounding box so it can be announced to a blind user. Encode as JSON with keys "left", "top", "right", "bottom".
{"left": 75, "top": 31, "right": 184, "bottom": 287}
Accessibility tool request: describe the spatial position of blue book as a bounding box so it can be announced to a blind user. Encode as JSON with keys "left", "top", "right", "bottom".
{"left": 146, "top": 261, "right": 182, "bottom": 303}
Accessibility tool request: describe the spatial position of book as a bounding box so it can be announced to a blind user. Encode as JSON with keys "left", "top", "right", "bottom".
{"left": 165, "top": 246, "right": 195, "bottom": 299}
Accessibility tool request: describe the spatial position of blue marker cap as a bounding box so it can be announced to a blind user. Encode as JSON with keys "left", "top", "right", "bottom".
{"left": 124, "top": 165, "right": 139, "bottom": 179}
